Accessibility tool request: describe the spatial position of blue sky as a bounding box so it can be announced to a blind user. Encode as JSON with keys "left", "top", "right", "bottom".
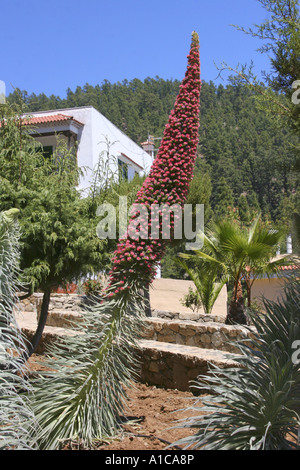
{"left": 1, "top": 0, "right": 271, "bottom": 98}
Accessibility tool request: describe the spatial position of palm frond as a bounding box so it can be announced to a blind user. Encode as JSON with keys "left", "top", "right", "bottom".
{"left": 179, "top": 250, "right": 225, "bottom": 269}
{"left": 250, "top": 254, "right": 292, "bottom": 280}
{"left": 247, "top": 213, "right": 261, "bottom": 243}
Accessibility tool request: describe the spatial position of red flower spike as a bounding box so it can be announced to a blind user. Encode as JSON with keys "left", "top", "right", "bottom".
{"left": 108, "top": 32, "right": 201, "bottom": 295}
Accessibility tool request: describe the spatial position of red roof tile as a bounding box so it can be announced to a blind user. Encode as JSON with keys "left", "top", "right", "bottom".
{"left": 22, "top": 113, "right": 83, "bottom": 126}
{"left": 279, "top": 264, "right": 298, "bottom": 271}
{"left": 0, "top": 113, "right": 84, "bottom": 128}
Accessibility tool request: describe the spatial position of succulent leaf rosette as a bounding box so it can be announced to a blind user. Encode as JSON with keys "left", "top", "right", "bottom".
{"left": 108, "top": 31, "right": 201, "bottom": 296}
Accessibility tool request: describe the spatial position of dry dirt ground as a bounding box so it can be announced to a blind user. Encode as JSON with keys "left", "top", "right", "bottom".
{"left": 25, "top": 355, "right": 299, "bottom": 453}
{"left": 27, "top": 354, "right": 203, "bottom": 451}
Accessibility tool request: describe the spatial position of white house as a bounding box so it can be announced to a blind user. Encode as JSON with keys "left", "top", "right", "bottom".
{"left": 23, "top": 106, "right": 154, "bottom": 193}
{"left": 0, "top": 81, "right": 5, "bottom": 104}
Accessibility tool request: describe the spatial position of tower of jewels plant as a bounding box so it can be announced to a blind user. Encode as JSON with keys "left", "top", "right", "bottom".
{"left": 108, "top": 31, "right": 201, "bottom": 295}
{"left": 29, "top": 32, "right": 201, "bottom": 449}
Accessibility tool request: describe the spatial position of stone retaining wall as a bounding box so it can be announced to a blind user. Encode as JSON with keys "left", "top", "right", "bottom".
{"left": 19, "top": 293, "right": 226, "bottom": 323}
{"left": 18, "top": 293, "right": 255, "bottom": 391}
{"left": 19, "top": 294, "right": 256, "bottom": 356}
{"left": 151, "top": 309, "right": 225, "bottom": 323}
{"left": 144, "top": 318, "right": 255, "bottom": 354}
{"left": 137, "top": 340, "right": 241, "bottom": 392}
{"left": 19, "top": 293, "right": 83, "bottom": 314}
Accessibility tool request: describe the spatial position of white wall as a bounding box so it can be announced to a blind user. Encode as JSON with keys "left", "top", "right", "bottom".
{"left": 0, "top": 80, "right": 5, "bottom": 104}
{"left": 27, "top": 106, "right": 153, "bottom": 193}
{"left": 54, "top": 106, "right": 153, "bottom": 192}
{"left": 55, "top": 107, "right": 94, "bottom": 193}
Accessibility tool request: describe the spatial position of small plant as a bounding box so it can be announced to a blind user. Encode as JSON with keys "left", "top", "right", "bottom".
{"left": 177, "top": 256, "right": 226, "bottom": 314}
{"left": 180, "top": 287, "right": 202, "bottom": 312}
{"left": 83, "top": 278, "right": 103, "bottom": 297}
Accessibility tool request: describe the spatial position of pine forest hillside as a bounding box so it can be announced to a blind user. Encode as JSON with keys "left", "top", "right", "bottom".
{"left": 7, "top": 77, "right": 299, "bottom": 256}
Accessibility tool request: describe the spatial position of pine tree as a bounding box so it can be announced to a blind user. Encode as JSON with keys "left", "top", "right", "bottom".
{"left": 0, "top": 108, "right": 108, "bottom": 358}
{"left": 212, "top": 176, "right": 235, "bottom": 219}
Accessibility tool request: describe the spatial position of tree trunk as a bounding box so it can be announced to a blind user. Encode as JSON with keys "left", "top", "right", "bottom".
{"left": 247, "top": 282, "right": 251, "bottom": 309}
{"left": 225, "top": 279, "right": 249, "bottom": 325}
{"left": 25, "top": 288, "right": 51, "bottom": 359}
{"left": 143, "top": 286, "right": 152, "bottom": 317}
{"left": 17, "top": 286, "right": 33, "bottom": 301}
{"left": 244, "top": 276, "right": 253, "bottom": 309}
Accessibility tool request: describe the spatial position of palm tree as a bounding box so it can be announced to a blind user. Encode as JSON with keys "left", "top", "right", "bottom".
{"left": 176, "top": 257, "right": 227, "bottom": 314}
{"left": 180, "top": 215, "right": 287, "bottom": 324}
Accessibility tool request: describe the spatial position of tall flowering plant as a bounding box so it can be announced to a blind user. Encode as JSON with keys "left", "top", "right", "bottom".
{"left": 31, "top": 32, "right": 201, "bottom": 449}
{"left": 109, "top": 31, "right": 201, "bottom": 295}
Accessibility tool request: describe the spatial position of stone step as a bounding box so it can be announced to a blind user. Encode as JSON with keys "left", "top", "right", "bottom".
{"left": 45, "top": 309, "right": 83, "bottom": 329}
{"left": 20, "top": 324, "right": 82, "bottom": 354}
{"left": 43, "top": 314, "right": 253, "bottom": 354}
{"left": 15, "top": 311, "right": 81, "bottom": 354}
{"left": 18, "top": 312, "right": 243, "bottom": 391}
{"left": 46, "top": 311, "right": 226, "bottom": 328}
{"left": 150, "top": 308, "right": 226, "bottom": 323}
{"left": 20, "top": 321, "right": 242, "bottom": 391}
{"left": 20, "top": 309, "right": 254, "bottom": 355}
{"left": 137, "top": 339, "right": 241, "bottom": 391}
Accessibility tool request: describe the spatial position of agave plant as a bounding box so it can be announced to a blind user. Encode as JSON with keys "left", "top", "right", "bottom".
{"left": 0, "top": 209, "right": 37, "bottom": 450}
{"left": 174, "top": 273, "right": 300, "bottom": 450}
{"left": 29, "top": 32, "right": 201, "bottom": 449}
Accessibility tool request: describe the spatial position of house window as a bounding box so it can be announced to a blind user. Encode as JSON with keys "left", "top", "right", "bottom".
{"left": 42, "top": 145, "right": 53, "bottom": 159}
{"left": 118, "top": 158, "right": 128, "bottom": 180}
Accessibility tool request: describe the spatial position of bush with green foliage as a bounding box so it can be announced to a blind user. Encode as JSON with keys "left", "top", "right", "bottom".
{"left": 83, "top": 278, "right": 103, "bottom": 297}
{"left": 180, "top": 287, "right": 202, "bottom": 313}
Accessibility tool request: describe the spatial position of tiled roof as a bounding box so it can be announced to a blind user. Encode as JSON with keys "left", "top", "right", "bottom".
{"left": 0, "top": 113, "right": 84, "bottom": 128}
{"left": 279, "top": 264, "right": 298, "bottom": 271}
{"left": 22, "top": 113, "right": 83, "bottom": 127}
{"left": 272, "top": 254, "right": 299, "bottom": 271}
{"left": 245, "top": 255, "right": 299, "bottom": 275}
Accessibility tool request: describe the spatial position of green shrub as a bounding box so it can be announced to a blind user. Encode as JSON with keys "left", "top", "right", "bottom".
{"left": 83, "top": 279, "right": 103, "bottom": 297}
{"left": 180, "top": 287, "right": 202, "bottom": 313}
